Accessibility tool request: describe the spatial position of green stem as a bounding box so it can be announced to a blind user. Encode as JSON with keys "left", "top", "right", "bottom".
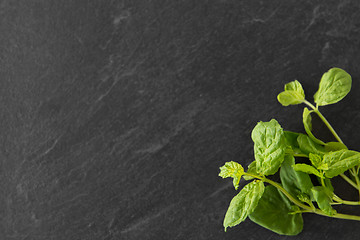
{"left": 331, "top": 212, "right": 360, "bottom": 221}
{"left": 333, "top": 196, "right": 360, "bottom": 206}
{"left": 303, "top": 100, "right": 343, "bottom": 144}
{"left": 349, "top": 169, "right": 360, "bottom": 200}
{"left": 320, "top": 177, "right": 326, "bottom": 188}
{"left": 244, "top": 172, "right": 360, "bottom": 221}
{"left": 303, "top": 100, "right": 360, "bottom": 192}
{"left": 340, "top": 173, "right": 359, "bottom": 189}
{"left": 244, "top": 173, "right": 312, "bottom": 210}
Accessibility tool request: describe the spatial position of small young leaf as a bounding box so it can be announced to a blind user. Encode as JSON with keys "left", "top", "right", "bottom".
{"left": 309, "top": 153, "right": 322, "bottom": 168}
{"left": 322, "top": 149, "right": 360, "bottom": 178}
{"left": 249, "top": 185, "right": 303, "bottom": 236}
{"left": 219, "top": 161, "right": 244, "bottom": 190}
{"left": 297, "top": 134, "right": 327, "bottom": 156}
{"left": 311, "top": 186, "right": 336, "bottom": 216}
{"left": 223, "top": 181, "right": 265, "bottom": 231}
{"left": 277, "top": 80, "right": 305, "bottom": 106}
{"left": 297, "top": 193, "right": 312, "bottom": 205}
{"left": 243, "top": 161, "right": 256, "bottom": 181}
{"left": 280, "top": 155, "right": 314, "bottom": 198}
{"left": 314, "top": 68, "right": 352, "bottom": 106}
{"left": 302, "top": 107, "right": 326, "bottom": 145}
{"left": 252, "top": 119, "right": 286, "bottom": 176}
{"left": 293, "top": 164, "right": 324, "bottom": 179}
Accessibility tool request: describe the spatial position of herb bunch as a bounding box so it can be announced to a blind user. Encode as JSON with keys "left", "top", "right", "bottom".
{"left": 219, "top": 68, "right": 360, "bottom": 235}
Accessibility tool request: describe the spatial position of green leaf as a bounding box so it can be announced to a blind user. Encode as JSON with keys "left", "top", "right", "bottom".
{"left": 277, "top": 80, "right": 305, "bottom": 106}
{"left": 223, "top": 181, "right": 265, "bottom": 231}
{"left": 309, "top": 153, "right": 322, "bottom": 168}
{"left": 309, "top": 153, "right": 328, "bottom": 170}
{"left": 314, "top": 68, "right": 352, "bottom": 106}
{"left": 284, "top": 131, "right": 305, "bottom": 156}
{"left": 284, "top": 131, "right": 300, "bottom": 148}
{"left": 280, "top": 155, "right": 314, "bottom": 198}
{"left": 324, "top": 178, "right": 334, "bottom": 192}
{"left": 249, "top": 185, "right": 303, "bottom": 236}
{"left": 297, "top": 134, "right": 327, "bottom": 156}
{"left": 311, "top": 186, "right": 336, "bottom": 216}
{"left": 251, "top": 119, "right": 286, "bottom": 176}
{"left": 297, "top": 193, "right": 312, "bottom": 205}
{"left": 219, "top": 161, "right": 244, "bottom": 190}
{"left": 324, "top": 142, "right": 348, "bottom": 152}
{"left": 243, "top": 161, "right": 256, "bottom": 181}
{"left": 302, "top": 107, "right": 326, "bottom": 145}
{"left": 293, "top": 164, "right": 324, "bottom": 178}
{"left": 322, "top": 149, "right": 360, "bottom": 178}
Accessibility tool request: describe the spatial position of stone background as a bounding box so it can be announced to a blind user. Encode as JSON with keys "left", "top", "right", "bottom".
{"left": 2, "top": 0, "right": 360, "bottom": 239}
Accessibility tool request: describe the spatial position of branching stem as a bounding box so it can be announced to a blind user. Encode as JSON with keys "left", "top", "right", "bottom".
{"left": 244, "top": 172, "right": 360, "bottom": 221}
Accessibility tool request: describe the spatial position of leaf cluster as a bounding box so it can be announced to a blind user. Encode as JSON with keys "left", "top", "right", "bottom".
{"left": 219, "top": 68, "right": 360, "bottom": 235}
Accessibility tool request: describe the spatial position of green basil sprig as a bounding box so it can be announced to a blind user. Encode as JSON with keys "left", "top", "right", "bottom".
{"left": 219, "top": 68, "right": 360, "bottom": 236}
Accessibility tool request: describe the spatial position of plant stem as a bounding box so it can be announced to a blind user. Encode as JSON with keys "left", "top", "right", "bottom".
{"left": 244, "top": 173, "right": 312, "bottom": 210}
{"left": 320, "top": 177, "right": 326, "bottom": 188}
{"left": 333, "top": 195, "right": 360, "bottom": 206}
{"left": 303, "top": 100, "right": 360, "bottom": 193}
{"left": 349, "top": 169, "right": 360, "bottom": 199}
{"left": 330, "top": 212, "right": 360, "bottom": 221}
{"left": 244, "top": 172, "right": 360, "bottom": 221}
{"left": 303, "top": 100, "right": 343, "bottom": 144}
{"left": 340, "top": 173, "right": 358, "bottom": 189}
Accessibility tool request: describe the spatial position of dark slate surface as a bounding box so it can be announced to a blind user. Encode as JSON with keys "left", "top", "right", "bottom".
{"left": 2, "top": 0, "right": 360, "bottom": 239}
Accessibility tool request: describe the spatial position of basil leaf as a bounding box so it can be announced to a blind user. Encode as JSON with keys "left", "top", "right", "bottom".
{"left": 284, "top": 131, "right": 305, "bottom": 156}
{"left": 297, "top": 193, "right": 312, "bottom": 205}
{"left": 311, "top": 186, "right": 336, "bottom": 216}
{"left": 243, "top": 161, "right": 256, "bottom": 181}
{"left": 251, "top": 119, "right": 286, "bottom": 176}
{"left": 249, "top": 185, "right": 303, "bottom": 236}
{"left": 322, "top": 149, "right": 360, "bottom": 178}
{"left": 314, "top": 68, "right": 352, "bottom": 106}
{"left": 302, "top": 107, "right": 326, "bottom": 145}
{"left": 223, "top": 181, "right": 265, "bottom": 231}
{"left": 324, "top": 178, "right": 334, "bottom": 192}
{"left": 219, "top": 161, "right": 244, "bottom": 190}
{"left": 297, "top": 134, "right": 327, "bottom": 156}
{"left": 309, "top": 153, "right": 328, "bottom": 170}
{"left": 277, "top": 80, "right": 305, "bottom": 106}
{"left": 280, "top": 155, "right": 314, "bottom": 198}
{"left": 293, "top": 164, "right": 324, "bottom": 178}
{"left": 324, "top": 142, "right": 348, "bottom": 152}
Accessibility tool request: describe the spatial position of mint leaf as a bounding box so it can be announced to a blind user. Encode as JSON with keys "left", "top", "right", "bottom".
{"left": 324, "top": 142, "right": 348, "bottom": 152}
{"left": 302, "top": 107, "right": 326, "bottom": 145}
{"left": 280, "top": 155, "right": 314, "bottom": 198}
{"left": 293, "top": 164, "right": 324, "bottom": 178}
{"left": 297, "top": 134, "right": 327, "bottom": 156}
{"left": 284, "top": 131, "right": 306, "bottom": 156}
{"left": 324, "top": 178, "right": 334, "bottom": 192}
{"left": 243, "top": 161, "right": 256, "bottom": 181}
{"left": 322, "top": 149, "right": 360, "bottom": 178}
{"left": 252, "top": 119, "right": 286, "bottom": 176}
{"left": 314, "top": 68, "right": 352, "bottom": 106}
{"left": 277, "top": 80, "right": 305, "bottom": 106}
{"left": 249, "top": 185, "right": 303, "bottom": 236}
{"left": 309, "top": 153, "right": 328, "bottom": 170}
{"left": 223, "top": 181, "right": 265, "bottom": 231}
{"left": 219, "top": 161, "right": 244, "bottom": 190}
{"left": 311, "top": 186, "right": 336, "bottom": 216}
